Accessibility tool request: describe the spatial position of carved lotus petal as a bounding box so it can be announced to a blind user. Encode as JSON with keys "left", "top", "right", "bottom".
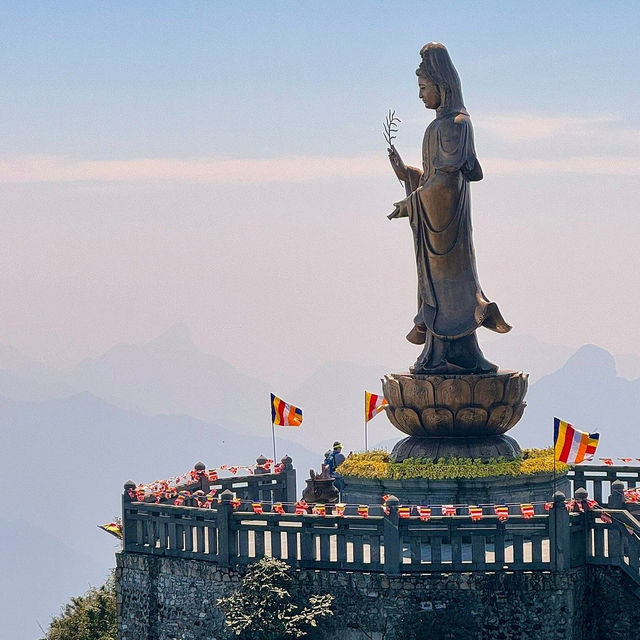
{"left": 401, "top": 377, "right": 434, "bottom": 410}
{"left": 455, "top": 407, "right": 488, "bottom": 431}
{"left": 488, "top": 404, "right": 513, "bottom": 430}
{"left": 435, "top": 378, "right": 471, "bottom": 412}
{"left": 383, "top": 406, "right": 404, "bottom": 432}
{"left": 473, "top": 377, "right": 505, "bottom": 408}
{"left": 422, "top": 408, "right": 454, "bottom": 434}
{"left": 506, "top": 403, "right": 527, "bottom": 430}
{"left": 383, "top": 375, "right": 403, "bottom": 407}
{"left": 504, "top": 374, "right": 528, "bottom": 405}
{"left": 394, "top": 408, "right": 422, "bottom": 433}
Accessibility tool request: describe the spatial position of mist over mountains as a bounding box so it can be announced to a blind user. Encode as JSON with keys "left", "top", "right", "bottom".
{"left": 0, "top": 391, "right": 319, "bottom": 640}
{"left": 1, "top": 326, "right": 639, "bottom": 639}
{"left": 510, "top": 344, "right": 640, "bottom": 455}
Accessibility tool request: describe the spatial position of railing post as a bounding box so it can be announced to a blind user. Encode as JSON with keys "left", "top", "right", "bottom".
{"left": 217, "top": 489, "right": 234, "bottom": 567}
{"left": 550, "top": 490, "right": 570, "bottom": 571}
{"left": 122, "top": 480, "right": 137, "bottom": 550}
{"left": 194, "top": 461, "right": 209, "bottom": 492}
{"left": 383, "top": 495, "right": 400, "bottom": 575}
{"left": 281, "top": 455, "right": 297, "bottom": 509}
{"left": 254, "top": 454, "right": 269, "bottom": 475}
{"left": 609, "top": 479, "right": 625, "bottom": 509}
{"left": 572, "top": 487, "right": 589, "bottom": 566}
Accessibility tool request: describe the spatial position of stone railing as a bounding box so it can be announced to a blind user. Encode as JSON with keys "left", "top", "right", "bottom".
{"left": 567, "top": 464, "right": 640, "bottom": 506}
{"left": 124, "top": 456, "right": 297, "bottom": 508}
{"left": 121, "top": 463, "right": 640, "bottom": 582}
{"left": 123, "top": 489, "right": 638, "bottom": 576}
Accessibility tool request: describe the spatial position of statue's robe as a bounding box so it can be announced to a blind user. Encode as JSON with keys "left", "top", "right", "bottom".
{"left": 400, "top": 109, "right": 510, "bottom": 373}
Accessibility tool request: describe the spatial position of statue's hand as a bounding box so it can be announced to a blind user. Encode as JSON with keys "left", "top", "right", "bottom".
{"left": 388, "top": 198, "right": 409, "bottom": 220}
{"left": 388, "top": 145, "right": 408, "bottom": 182}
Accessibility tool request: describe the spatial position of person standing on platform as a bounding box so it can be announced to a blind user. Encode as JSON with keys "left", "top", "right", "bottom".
{"left": 330, "top": 442, "right": 345, "bottom": 470}
{"left": 329, "top": 442, "right": 346, "bottom": 495}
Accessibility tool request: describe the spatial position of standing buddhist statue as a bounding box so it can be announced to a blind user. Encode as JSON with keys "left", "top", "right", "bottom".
{"left": 388, "top": 42, "right": 510, "bottom": 375}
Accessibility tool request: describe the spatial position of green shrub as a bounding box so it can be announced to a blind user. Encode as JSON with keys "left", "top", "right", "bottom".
{"left": 41, "top": 576, "right": 116, "bottom": 640}
{"left": 218, "top": 556, "right": 333, "bottom": 639}
{"left": 339, "top": 447, "right": 566, "bottom": 480}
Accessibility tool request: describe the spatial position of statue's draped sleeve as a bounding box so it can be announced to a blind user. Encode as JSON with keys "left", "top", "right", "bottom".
{"left": 432, "top": 115, "right": 483, "bottom": 181}
{"left": 404, "top": 114, "right": 509, "bottom": 340}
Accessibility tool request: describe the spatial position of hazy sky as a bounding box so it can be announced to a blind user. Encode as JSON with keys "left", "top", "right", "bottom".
{"left": 1, "top": 1, "right": 639, "bottom": 387}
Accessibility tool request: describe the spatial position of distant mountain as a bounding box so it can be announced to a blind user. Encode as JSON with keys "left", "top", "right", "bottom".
{"left": 283, "top": 361, "right": 401, "bottom": 453}
{"left": 509, "top": 344, "right": 640, "bottom": 456}
{"left": 0, "top": 390, "right": 320, "bottom": 630}
{"left": 0, "top": 518, "right": 109, "bottom": 640}
{"left": 481, "top": 333, "right": 574, "bottom": 382}
{"left": 483, "top": 332, "right": 640, "bottom": 382}
{"left": 0, "top": 343, "right": 76, "bottom": 400}
{"left": 614, "top": 351, "right": 640, "bottom": 381}
{"left": 68, "top": 325, "right": 271, "bottom": 436}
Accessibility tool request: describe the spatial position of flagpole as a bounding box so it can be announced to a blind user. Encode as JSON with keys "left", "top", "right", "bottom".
{"left": 552, "top": 420, "right": 557, "bottom": 497}
{"left": 364, "top": 393, "right": 368, "bottom": 452}
{"left": 272, "top": 422, "right": 277, "bottom": 465}
{"left": 365, "top": 414, "right": 368, "bottom": 452}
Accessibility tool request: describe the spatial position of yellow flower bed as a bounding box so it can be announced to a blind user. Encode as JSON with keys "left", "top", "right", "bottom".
{"left": 338, "top": 448, "right": 566, "bottom": 480}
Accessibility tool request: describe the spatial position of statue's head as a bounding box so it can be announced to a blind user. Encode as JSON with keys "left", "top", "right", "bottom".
{"left": 416, "top": 42, "right": 465, "bottom": 111}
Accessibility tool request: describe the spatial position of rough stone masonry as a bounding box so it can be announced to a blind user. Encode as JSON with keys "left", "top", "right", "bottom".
{"left": 116, "top": 551, "right": 639, "bottom": 640}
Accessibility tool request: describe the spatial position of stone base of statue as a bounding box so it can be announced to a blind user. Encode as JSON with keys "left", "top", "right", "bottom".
{"left": 383, "top": 370, "right": 528, "bottom": 438}
{"left": 382, "top": 370, "right": 528, "bottom": 461}
{"left": 352, "top": 369, "right": 550, "bottom": 506}
{"left": 391, "top": 433, "right": 522, "bottom": 462}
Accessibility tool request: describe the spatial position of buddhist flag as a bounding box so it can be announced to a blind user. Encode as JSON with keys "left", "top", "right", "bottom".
{"left": 495, "top": 506, "right": 509, "bottom": 521}
{"left": 554, "top": 418, "right": 599, "bottom": 464}
{"left": 98, "top": 522, "right": 122, "bottom": 539}
{"left": 520, "top": 504, "right": 534, "bottom": 519}
{"left": 365, "top": 391, "right": 388, "bottom": 422}
{"left": 469, "top": 506, "right": 483, "bottom": 521}
{"left": 271, "top": 393, "right": 303, "bottom": 427}
{"left": 418, "top": 507, "right": 431, "bottom": 521}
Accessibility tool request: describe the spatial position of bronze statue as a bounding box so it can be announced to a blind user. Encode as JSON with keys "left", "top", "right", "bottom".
{"left": 388, "top": 42, "right": 510, "bottom": 375}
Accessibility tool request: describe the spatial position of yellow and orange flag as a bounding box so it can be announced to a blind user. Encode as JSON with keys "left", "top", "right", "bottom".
{"left": 554, "top": 417, "right": 599, "bottom": 464}
{"left": 365, "top": 391, "right": 388, "bottom": 422}
{"left": 271, "top": 393, "right": 303, "bottom": 427}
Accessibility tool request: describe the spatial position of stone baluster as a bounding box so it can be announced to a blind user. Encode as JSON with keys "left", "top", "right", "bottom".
{"left": 280, "top": 455, "right": 296, "bottom": 508}
{"left": 216, "top": 489, "right": 235, "bottom": 567}
{"left": 609, "top": 479, "right": 625, "bottom": 509}
{"left": 383, "top": 495, "right": 400, "bottom": 575}
{"left": 122, "top": 480, "right": 137, "bottom": 550}
{"left": 550, "top": 490, "right": 570, "bottom": 571}
{"left": 194, "top": 461, "right": 209, "bottom": 493}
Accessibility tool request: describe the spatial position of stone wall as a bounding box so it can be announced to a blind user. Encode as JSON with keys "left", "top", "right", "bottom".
{"left": 118, "top": 552, "right": 640, "bottom": 640}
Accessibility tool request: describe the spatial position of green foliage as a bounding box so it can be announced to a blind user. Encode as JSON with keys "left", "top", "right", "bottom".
{"left": 340, "top": 447, "right": 567, "bottom": 480}
{"left": 41, "top": 576, "right": 116, "bottom": 640}
{"left": 217, "top": 556, "right": 333, "bottom": 639}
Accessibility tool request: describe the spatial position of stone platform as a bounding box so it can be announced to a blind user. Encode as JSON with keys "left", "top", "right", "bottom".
{"left": 343, "top": 471, "right": 568, "bottom": 512}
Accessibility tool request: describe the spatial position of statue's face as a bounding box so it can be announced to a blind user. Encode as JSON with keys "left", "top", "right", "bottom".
{"left": 418, "top": 77, "right": 441, "bottom": 109}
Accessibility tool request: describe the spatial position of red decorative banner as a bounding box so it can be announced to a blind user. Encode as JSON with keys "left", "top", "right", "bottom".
{"left": 494, "top": 506, "right": 509, "bottom": 521}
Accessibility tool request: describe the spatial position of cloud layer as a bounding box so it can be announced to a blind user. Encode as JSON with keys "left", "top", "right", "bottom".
{"left": 1, "top": 113, "right": 637, "bottom": 183}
